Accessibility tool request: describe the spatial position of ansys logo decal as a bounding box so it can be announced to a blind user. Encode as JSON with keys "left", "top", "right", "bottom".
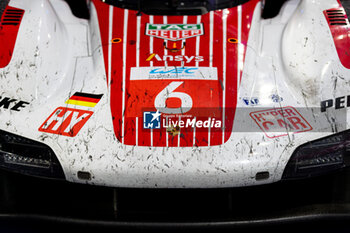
{"left": 145, "top": 24, "right": 204, "bottom": 41}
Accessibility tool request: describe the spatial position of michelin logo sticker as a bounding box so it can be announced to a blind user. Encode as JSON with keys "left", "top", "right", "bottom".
{"left": 143, "top": 111, "right": 161, "bottom": 129}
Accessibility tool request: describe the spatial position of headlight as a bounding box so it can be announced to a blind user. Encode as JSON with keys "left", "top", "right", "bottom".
{"left": 0, "top": 130, "right": 65, "bottom": 179}
{"left": 282, "top": 130, "right": 350, "bottom": 180}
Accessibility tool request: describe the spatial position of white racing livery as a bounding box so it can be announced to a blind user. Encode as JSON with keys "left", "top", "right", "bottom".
{"left": 0, "top": 0, "right": 349, "bottom": 188}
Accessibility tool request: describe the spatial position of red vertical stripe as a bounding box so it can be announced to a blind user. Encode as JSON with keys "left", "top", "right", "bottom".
{"left": 151, "top": 16, "right": 166, "bottom": 67}
{"left": 209, "top": 11, "right": 224, "bottom": 146}
{"left": 92, "top": 0, "right": 110, "bottom": 84}
{"left": 240, "top": 0, "right": 259, "bottom": 80}
{"left": 179, "top": 117, "right": 194, "bottom": 147}
{"left": 124, "top": 10, "right": 138, "bottom": 145}
{"left": 138, "top": 117, "right": 151, "bottom": 146}
{"left": 165, "top": 16, "right": 185, "bottom": 67}
{"left": 194, "top": 117, "right": 209, "bottom": 146}
{"left": 224, "top": 8, "right": 238, "bottom": 143}
{"left": 149, "top": 15, "right": 167, "bottom": 146}
{"left": 110, "top": 7, "right": 125, "bottom": 142}
{"left": 153, "top": 127, "right": 167, "bottom": 146}
{"left": 195, "top": 13, "right": 210, "bottom": 147}
{"left": 165, "top": 16, "right": 183, "bottom": 147}
{"left": 152, "top": 115, "right": 167, "bottom": 147}
{"left": 198, "top": 13, "right": 210, "bottom": 67}
{"left": 182, "top": 16, "right": 198, "bottom": 67}
{"left": 137, "top": 14, "right": 153, "bottom": 146}
{"left": 167, "top": 116, "right": 178, "bottom": 147}
{"left": 140, "top": 15, "right": 151, "bottom": 67}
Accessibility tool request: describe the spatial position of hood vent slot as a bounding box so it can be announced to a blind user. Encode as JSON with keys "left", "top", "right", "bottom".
{"left": 1, "top": 8, "right": 24, "bottom": 26}
{"left": 325, "top": 9, "right": 349, "bottom": 26}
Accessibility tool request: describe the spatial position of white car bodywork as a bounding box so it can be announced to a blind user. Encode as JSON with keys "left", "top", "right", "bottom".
{"left": 0, "top": 0, "right": 348, "bottom": 188}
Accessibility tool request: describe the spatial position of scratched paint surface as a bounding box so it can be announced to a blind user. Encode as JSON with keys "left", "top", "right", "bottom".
{"left": 92, "top": 1, "right": 258, "bottom": 147}
{"left": 0, "top": 0, "right": 349, "bottom": 188}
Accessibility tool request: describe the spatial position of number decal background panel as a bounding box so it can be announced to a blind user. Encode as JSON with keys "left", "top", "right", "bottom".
{"left": 93, "top": 0, "right": 259, "bottom": 147}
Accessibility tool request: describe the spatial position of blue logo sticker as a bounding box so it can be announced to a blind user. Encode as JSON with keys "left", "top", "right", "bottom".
{"left": 150, "top": 67, "right": 198, "bottom": 74}
{"left": 143, "top": 111, "right": 161, "bottom": 129}
{"left": 270, "top": 94, "right": 283, "bottom": 103}
{"left": 243, "top": 97, "right": 259, "bottom": 106}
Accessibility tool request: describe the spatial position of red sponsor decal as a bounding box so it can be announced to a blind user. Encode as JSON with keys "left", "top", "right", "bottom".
{"left": 250, "top": 106, "right": 313, "bottom": 138}
{"left": 39, "top": 107, "right": 93, "bottom": 137}
{"left": 145, "top": 23, "right": 204, "bottom": 41}
{"left": 147, "top": 29, "right": 203, "bottom": 41}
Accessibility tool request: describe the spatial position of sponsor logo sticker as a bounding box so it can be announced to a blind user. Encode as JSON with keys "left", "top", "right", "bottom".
{"left": 250, "top": 106, "right": 312, "bottom": 138}
{"left": 321, "top": 95, "right": 350, "bottom": 112}
{"left": 143, "top": 110, "right": 222, "bottom": 133}
{"left": 145, "top": 23, "right": 204, "bottom": 41}
{"left": 39, "top": 107, "right": 93, "bottom": 137}
{"left": 270, "top": 94, "right": 283, "bottom": 103}
{"left": 146, "top": 54, "right": 204, "bottom": 63}
{"left": 242, "top": 97, "right": 259, "bottom": 106}
{"left": 0, "top": 96, "right": 29, "bottom": 111}
{"left": 65, "top": 92, "right": 103, "bottom": 108}
{"left": 143, "top": 111, "right": 161, "bottom": 129}
{"left": 130, "top": 67, "right": 217, "bottom": 80}
{"left": 162, "top": 116, "right": 222, "bottom": 129}
{"left": 39, "top": 92, "right": 103, "bottom": 137}
{"left": 242, "top": 95, "right": 283, "bottom": 106}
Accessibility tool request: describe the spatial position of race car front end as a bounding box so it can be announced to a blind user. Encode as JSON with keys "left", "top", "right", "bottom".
{"left": 0, "top": 0, "right": 350, "bottom": 189}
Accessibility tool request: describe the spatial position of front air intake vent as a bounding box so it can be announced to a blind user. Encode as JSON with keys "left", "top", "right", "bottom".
{"left": 1, "top": 8, "right": 24, "bottom": 26}
{"left": 324, "top": 6, "right": 350, "bottom": 69}
{"left": 325, "top": 9, "right": 349, "bottom": 26}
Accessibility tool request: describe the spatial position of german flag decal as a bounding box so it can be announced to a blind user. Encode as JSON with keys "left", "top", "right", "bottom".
{"left": 66, "top": 92, "right": 103, "bottom": 108}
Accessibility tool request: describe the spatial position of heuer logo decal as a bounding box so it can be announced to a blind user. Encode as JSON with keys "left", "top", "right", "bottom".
{"left": 145, "top": 24, "right": 204, "bottom": 41}
{"left": 39, "top": 107, "right": 93, "bottom": 137}
{"left": 146, "top": 54, "right": 204, "bottom": 63}
{"left": 143, "top": 111, "right": 161, "bottom": 129}
{"left": 250, "top": 107, "right": 312, "bottom": 138}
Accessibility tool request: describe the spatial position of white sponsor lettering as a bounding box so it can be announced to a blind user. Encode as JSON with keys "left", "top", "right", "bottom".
{"left": 163, "top": 118, "right": 222, "bottom": 128}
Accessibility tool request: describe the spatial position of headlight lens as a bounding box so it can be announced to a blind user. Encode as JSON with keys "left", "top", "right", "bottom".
{"left": 0, "top": 130, "right": 65, "bottom": 179}
{"left": 282, "top": 130, "right": 350, "bottom": 180}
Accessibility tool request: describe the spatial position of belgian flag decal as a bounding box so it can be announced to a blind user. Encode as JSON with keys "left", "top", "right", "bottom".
{"left": 66, "top": 92, "right": 103, "bottom": 108}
